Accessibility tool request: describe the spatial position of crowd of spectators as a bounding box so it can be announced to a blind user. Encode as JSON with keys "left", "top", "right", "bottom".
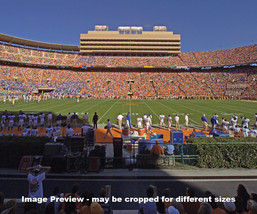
{"left": 0, "top": 44, "right": 80, "bottom": 66}
{"left": 0, "top": 183, "right": 256, "bottom": 214}
{"left": 0, "top": 65, "right": 256, "bottom": 99}
{"left": 1, "top": 43, "right": 256, "bottom": 68}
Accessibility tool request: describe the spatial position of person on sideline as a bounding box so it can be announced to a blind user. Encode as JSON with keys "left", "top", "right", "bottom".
{"left": 104, "top": 119, "right": 114, "bottom": 139}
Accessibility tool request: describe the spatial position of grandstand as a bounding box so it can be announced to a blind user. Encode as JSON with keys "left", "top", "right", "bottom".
{"left": 0, "top": 27, "right": 257, "bottom": 100}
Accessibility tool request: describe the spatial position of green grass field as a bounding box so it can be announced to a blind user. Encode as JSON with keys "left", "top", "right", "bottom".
{"left": 1, "top": 99, "right": 256, "bottom": 128}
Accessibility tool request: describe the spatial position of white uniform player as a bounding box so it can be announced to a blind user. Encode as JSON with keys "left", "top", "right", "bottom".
{"left": 255, "top": 113, "right": 257, "bottom": 128}
{"left": 28, "top": 114, "right": 33, "bottom": 126}
{"left": 185, "top": 113, "right": 189, "bottom": 130}
{"left": 23, "top": 127, "right": 31, "bottom": 136}
{"left": 175, "top": 114, "right": 180, "bottom": 130}
{"left": 145, "top": 117, "right": 151, "bottom": 133}
{"left": 117, "top": 113, "right": 124, "bottom": 129}
{"left": 33, "top": 115, "right": 38, "bottom": 127}
{"left": 46, "top": 126, "right": 53, "bottom": 137}
{"left": 8, "top": 114, "right": 15, "bottom": 131}
{"left": 221, "top": 118, "right": 229, "bottom": 131}
{"left": 39, "top": 113, "right": 45, "bottom": 127}
{"left": 47, "top": 113, "right": 52, "bottom": 126}
{"left": 66, "top": 113, "right": 71, "bottom": 125}
{"left": 242, "top": 117, "right": 250, "bottom": 129}
{"left": 242, "top": 127, "right": 250, "bottom": 137}
{"left": 137, "top": 117, "right": 143, "bottom": 128}
{"left": 167, "top": 115, "right": 172, "bottom": 131}
{"left": 159, "top": 114, "right": 165, "bottom": 128}
{"left": 18, "top": 113, "right": 26, "bottom": 131}
{"left": 83, "top": 113, "right": 89, "bottom": 124}
{"left": 1, "top": 114, "right": 6, "bottom": 131}
{"left": 148, "top": 114, "right": 152, "bottom": 126}
{"left": 230, "top": 117, "right": 237, "bottom": 130}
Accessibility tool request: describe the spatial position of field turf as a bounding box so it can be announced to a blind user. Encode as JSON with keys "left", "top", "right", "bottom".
{"left": 0, "top": 99, "right": 256, "bottom": 128}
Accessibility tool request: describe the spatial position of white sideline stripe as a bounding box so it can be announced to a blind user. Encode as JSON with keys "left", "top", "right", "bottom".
{"left": 153, "top": 100, "right": 199, "bottom": 124}
{"left": 143, "top": 101, "right": 159, "bottom": 118}
{"left": 98, "top": 101, "right": 118, "bottom": 123}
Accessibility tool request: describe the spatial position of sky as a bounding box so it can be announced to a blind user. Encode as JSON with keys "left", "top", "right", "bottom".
{"left": 0, "top": 0, "right": 256, "bottom": 52}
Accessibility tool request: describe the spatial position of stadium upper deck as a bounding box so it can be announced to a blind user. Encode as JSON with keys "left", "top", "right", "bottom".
{"left": 0, "top": 33, "right": 256, "bottom": 68}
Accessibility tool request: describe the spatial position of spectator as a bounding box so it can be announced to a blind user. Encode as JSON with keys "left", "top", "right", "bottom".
{"left": 247, "top": 200, "right": 257, "bottom": 214}
{"left": 208, "top": 194, "right": 226, "bottom": 214}
{"left": 150, "top": 140, "right": 164, "bottom": 155}
{"left": 182, "top": 187, "right": 201, "bottom": 214}
{"left": 63, "top": 184, "right": 81, "bottom": 211}
{"left": 198, "top": 202, "right": 212, "bottom": 214}
{"left": 138, "top": 186, "right": 157, "bottom": 214}
{"left": 26, "top": 165, "right": 51, "bottom": 198}
{"left": 90, "top": 202, "right": 104, "bottom": 214}
{"left": 80, "top": 190, "right": 93, "bottom": 214}
{"left": 1, "top": 199, "right": 16, "bottom": 214}
{"left": 0, "top": 192, "right": 4, "bottom": 213}
{"left": 99, "top": 188, "right": 113, "bottom": 214}
{"left": 236, "top": 184, "right": 250, "bottom": 212}
{"left": 224, "top": 201, "right": 236, "bottom": 214}
{"left": 235, "top": 196, "right": 247, "bottom": 214}
{"left": 46, "top": 187, "right": 61, "bottom": 214}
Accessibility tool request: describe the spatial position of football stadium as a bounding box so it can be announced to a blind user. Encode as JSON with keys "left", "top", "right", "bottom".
{"left": 0, "top": 1, "right": 257, "bottom": 213}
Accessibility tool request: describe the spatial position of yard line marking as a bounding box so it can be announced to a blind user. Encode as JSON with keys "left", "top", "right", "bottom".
{"left": 38, "top": 98, "right": 95, "bottom": 113}
{"left": 52, "top": 99, "right": 108, "bottom": 114}
{"left": 1, "top": 99, "right": 54, "bottom": 110}
{"left": 162, "top": 100, "right": 205, "bottom": 115}
{"left": 153, "top": 100, "right": 199, "bottom": 124}
{"left": 143, "top": 100, "right": 159, "bottom": 118}
{"left": 161, "top": 99, "right": 207, "bottom": 123}
{"left": 186, "top": 100, "right": 253, "bottom": 116}
{"left": 98, "top": 101, "right": 118, "bottom": 123}
{"left": 85, "top": 99, "right": 109, "bottom": 111}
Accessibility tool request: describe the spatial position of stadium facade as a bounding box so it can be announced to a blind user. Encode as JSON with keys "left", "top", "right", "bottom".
{"left": 80, "top": 25, "right": 181, "bottom": 55}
